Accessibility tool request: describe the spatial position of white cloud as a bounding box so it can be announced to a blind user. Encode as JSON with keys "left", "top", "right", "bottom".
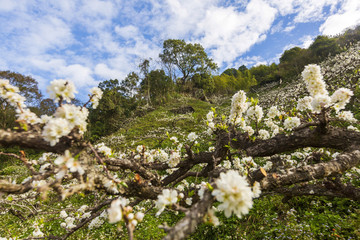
{"left": 115, "top": 25, "right": 140, "bottom": 40}
{"left": 59, "top": 64, "right": 95, "bottom": 89}
{"left": 230, "top": 56, "right": 265, "bottom": 69}
{"left": 320, "top": 0, "right": 360, "bottom": 35}
{"left": 267, "top": 0, "right": 342, "bottom": 23}
{"left": 283, "top": 25, "right": 295, "bottom": 32}
{"left": 195, "top": 0, "right": 277, "bottom": 66}
{"left": 95, "top": 63, "right": 124, "bottom": 80}
{"left": 271, "top": 20, "right": 283, "bottom": 34}
{"left": 0, "top": 0, "right": 16, "bottom": 11}
{"left": 301, "top": 35, "right": 315, "bottom": 48}
{"left": 20, "top": 16, "right": 74, "bottom": 54}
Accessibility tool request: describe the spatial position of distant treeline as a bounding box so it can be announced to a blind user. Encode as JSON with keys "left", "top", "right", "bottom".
{"left": 1, "top": 25, "right": 359, "bottom": 140}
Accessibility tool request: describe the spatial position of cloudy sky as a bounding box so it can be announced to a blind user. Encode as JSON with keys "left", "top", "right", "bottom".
{"left": 1, "top": 0, "right": 360, "bottom": 100}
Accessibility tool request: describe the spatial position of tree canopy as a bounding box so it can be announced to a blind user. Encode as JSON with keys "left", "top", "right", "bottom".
{"left": 159, "top": 39, "right": 218, "bottom": 84}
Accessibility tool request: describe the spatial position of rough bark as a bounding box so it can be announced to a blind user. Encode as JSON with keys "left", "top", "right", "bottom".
{"left": 229, "top": 127, "right": 360, "bottom": 157}
{"left": 261, "top": 150, "right": 360, "bottom": 190}
{"left": 162, "top": 191, "right": 214, "bottom": 240}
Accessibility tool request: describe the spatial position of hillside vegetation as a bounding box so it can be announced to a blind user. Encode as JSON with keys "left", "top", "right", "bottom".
{"left": 0, "top": 26, "right": 360, "bottom": 240}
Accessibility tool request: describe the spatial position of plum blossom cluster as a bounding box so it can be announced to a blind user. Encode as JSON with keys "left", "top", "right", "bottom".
{"left": 47, "top": 79, "right": 77, "bottom": 103}
{"left": 0, "top": 79, "right": 41, "bottom": 124}
{"left": 54, "top": 150, "right": 85, "bottom": 177}
{"left": 108, "top": 197, "right": 144, "bottom": 229}
{"left": 206, "top": 110, "right": 216, "bottom": 134}
{"left": 42, "top": 80, "right": 91, "bottom": 145}
{"left": 298, "top": 64, "right": 353, "bottom": 113}
{"left": 130, "top": 140, "right": 184, "bottom": 168}
{"left": 229, "top": 90, "right": 248, "bottom": 123}
{"left": 1, "top": 78, "right": 103, "bottom": 147}
{"left": 155, "top": 189, "right": 178, "bottom": 216}
{"left": 95, "top": 142, "right": 112, "bottom": 157}
{"left": 42, "top": 104, "right": 88, "bottom": 145}
{"left": 58, "top": 205, "right": 93, "bottom": 230}
{"left": 284, "top": 117, "right": 301, "bottom": 131}
{"left": 89, "top": 87, "right": 103, "bottom": 109}
{"left": 212, "top": 170, "right": 254, "bottom": 218}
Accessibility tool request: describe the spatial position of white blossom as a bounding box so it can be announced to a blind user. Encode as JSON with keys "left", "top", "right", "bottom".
{"left": 206, "top": 111, "right": 214, "bottom": 122}
{"left": 284, "top": 117, "right": 301, "bottom": 130}
{"left": 16, "top": 109, "right": 41, "bottom": 124}
{"left": 311, "top": 94, "right": 331, "bottom": 113}
{"left": 155, "top": 189, "right": 178, "bottom": 216}
{"left": 135, "top": 212, "right": 144, "bottom": 221}
{"left": 302, "top": 64, "right": 328, "bottom": 97}
{"left": 258, "top": 129, "right": 270, "bottom": 140}
{"left": 169, "top": 151, "right": 181, "bottom": 167}
{"left": 243, "top": 126, "right": 254, "bottom": 136}
{"left": 66, "top": 158, "right": 85, "bottom": 175}
{"left": 337, "top": 111, "right": 357, "bottom": 123}
{"left": 222, "top": 160, "right": 231, "bottom": 169}
{"left": 185, "top": 197, "right": 192, "bottom": 205}
{"left": 95, "top": 143, "right": 112, "bottom": 157}
{"left": 187, "top": 132, "right": 198, "bottom": 142}
{"left": 297, "top": 96, "right": 313, "bottom": 111}
{"left": 42, "top": 118, "right": 71, "bottom": 146}
{"left": 89, "top": 87, "right": 103, "bottom": 109}
{"left": 229, "top": 90, "right": 248, "bottom": 122}
{"left": 252, "top": 181, "right": 261, "bottom": 198}
{"left": 54, "top": 104, "right": 88, "bottom": 132}
{"left": 88, "top": 216, "right": 104, "bottom": 229}
{"left": 108, "top": 197, "right": 129, "bottom": 224}
{"left": 267, "top": 106, "right": 280, "bottom": 119}
{"left": 47, "top": 79, "right": 77, "bottom": 103}
{"left": 212, "top": 170, "right": 253, "bottom": 218}
{"left": 330, "top": 88, "right": 353, "bottom": 111}
{"left": 60, "top": 210, "right": 68, "bottom": 218}
{"left": 32, "top": 226, "right": 44, "bottom": 237}
{"left": 246, "top": 105, "right": 263, "bottom": 122}
{"left": 205, "top": 207, "right": 220, "bottom": 226}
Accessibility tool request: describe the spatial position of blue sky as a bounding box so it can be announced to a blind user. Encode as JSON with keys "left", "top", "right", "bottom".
{"left": 1, "top": 0, "right": 360, "bottom": 101}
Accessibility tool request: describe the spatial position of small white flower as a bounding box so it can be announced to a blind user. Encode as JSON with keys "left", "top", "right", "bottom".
{"left": 155, "top": 189, "right": 178, "bottom": 216}
{"left": 60, "top": 210, "right": 68, "bottom": 218}
{"left": 66, "top": 158, "right": 85, "bottom": 175}
{"left": 187, "top": 132, "right": 198, "bottom": 142}
{"left": 258, "top": 129, "right": 270, "bottom": 140}
{"left": 135, "top": 212, "right": 144, "bottom": 221}
{"left": 108, "top": 197, "right": 129, "bottom": 224}
{"left": 284, "top": 117, "right": 301, "bottom": 130}
{"left": 168, "top": 151, "right": 181, "bottom": 167}
{"left": 252, "top": 181, "right": 261, "bottom": 198}
{"left": 32, "top": 226, "right": 44, "bottom": 237}
{"left": 311, "top": 94, "right": 331, "bottom": 113}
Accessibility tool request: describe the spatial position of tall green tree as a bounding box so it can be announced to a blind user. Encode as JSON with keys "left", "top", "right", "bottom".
{"left": 159, "top": 39, "right": 218, "bottom": 85}
{"left": 142, "top": 69, "right": 172, "bottom": 104}
{"left": 139, "top": 59, "right": 151, "bottom": 105}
